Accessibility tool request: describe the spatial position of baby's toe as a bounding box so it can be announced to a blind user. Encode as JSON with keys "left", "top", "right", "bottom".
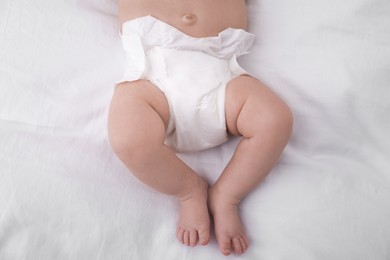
{"left": 176, "top": 227, "right": 185, "bottom": 244}
{"left": 183, "top": 230, "right": 191, "bottom": 246}
{"left": 219, "top": 235, "right": 232, "bottom": 256}
{"left": 240, "top": 236, "right": 249, "bottom": 252}
{"left": 189, "top": 230, "right": 198, "bottom": 246}
{"left": 232, "top": 237, "right": 244, "bottom": 254}
{"left": 198, "top": 227, "right": 210, "bottom": 245}
{"left": 234, "top": 236, "right": 249, "bottom": 254}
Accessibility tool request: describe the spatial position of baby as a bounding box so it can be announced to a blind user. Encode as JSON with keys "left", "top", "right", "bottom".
{"left": 108, "top": 0, "right": 293, "bottom": 256}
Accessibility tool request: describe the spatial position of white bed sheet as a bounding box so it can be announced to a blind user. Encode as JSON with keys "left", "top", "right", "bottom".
{"left": 1, "top": 0, "right": 390, "bottom": 259}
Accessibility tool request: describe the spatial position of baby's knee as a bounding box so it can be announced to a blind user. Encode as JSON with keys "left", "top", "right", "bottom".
{"left": 108, "top": 113, "right": 164, "bottom": 166}
{"left": 246, "top": 97, "right": 293, "bottom": 144}
{"left": 109, "top": 130, "right": 139, "bottom": 163}
{"left": 275, "top": 100, "right": 293, "bottom": 127}
{"left": 109, "top": 131, "right": 160, "bottom": 167}
{"left": 264, "top": 101, "right": 293, "bottom": 143}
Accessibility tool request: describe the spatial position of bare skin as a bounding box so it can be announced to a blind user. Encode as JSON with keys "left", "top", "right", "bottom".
{"left": 109, "top": 0, "right": 293, "bottom": 256}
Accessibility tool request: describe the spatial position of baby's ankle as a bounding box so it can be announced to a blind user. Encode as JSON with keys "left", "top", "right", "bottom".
{"left": 177, "top": 176, "right": 209, "bottom": 203}
{"left": 208, "top": 186, "right": 241, "bottom": 212}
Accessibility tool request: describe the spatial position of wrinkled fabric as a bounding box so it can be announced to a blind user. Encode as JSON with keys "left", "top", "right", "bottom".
{"left": 120, "top": 15, "right": 255, "bottom": 82}
{"left": 1, "top": 1, "right": 390, "bottom": 259}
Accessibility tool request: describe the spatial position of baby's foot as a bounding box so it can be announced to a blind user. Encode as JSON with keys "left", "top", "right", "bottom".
{"left": 176, "top": 177, "right": 210, "bottom": 247}
{"left": 208, "top": 187, "right": 249, "bottom": 256}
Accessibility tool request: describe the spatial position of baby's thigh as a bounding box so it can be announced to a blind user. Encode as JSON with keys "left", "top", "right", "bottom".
{"left": 108, "top": 80, "right": 170, "bottom": 152}
{"left": 225, "top": 75, "right": 291, "bottom": 137}
{"left": 110, "top": 80, "right": 170, "bottom": 128}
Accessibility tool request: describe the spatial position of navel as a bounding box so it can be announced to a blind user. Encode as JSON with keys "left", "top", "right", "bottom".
{"left": 181, "top": 14, "right": 197, "bottom": 25}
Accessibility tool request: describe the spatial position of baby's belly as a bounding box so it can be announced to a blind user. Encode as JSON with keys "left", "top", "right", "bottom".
{"left": 119, "top": 0, "right": 247, "bottom": 38}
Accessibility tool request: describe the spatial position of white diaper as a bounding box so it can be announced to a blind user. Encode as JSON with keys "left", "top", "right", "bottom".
{"left": 120, "top": 16, "right": 255, "bottom": 152}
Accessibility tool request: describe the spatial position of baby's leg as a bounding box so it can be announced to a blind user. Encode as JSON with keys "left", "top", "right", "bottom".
{"left": 209, "top": 76, "right": 293, "bottom": 255}
{"left": 108, "top": 80, "right": 210, "bottom": 247}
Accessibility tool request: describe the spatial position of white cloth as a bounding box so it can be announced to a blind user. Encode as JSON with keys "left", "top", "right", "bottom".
{"left": 2, "top": 1, "right": 390, "bottom": 259}
{"left": 120, "top": 16, "right": 255, "bottom": 152}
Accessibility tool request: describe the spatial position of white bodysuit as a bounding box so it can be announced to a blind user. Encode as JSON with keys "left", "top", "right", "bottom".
{"left": 120, "top": 15, "right": 255, "bottom": 152}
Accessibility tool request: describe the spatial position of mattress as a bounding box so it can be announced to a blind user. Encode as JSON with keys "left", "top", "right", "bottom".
{"left": 1, "top": 0, "right": 389, "bottom": 259}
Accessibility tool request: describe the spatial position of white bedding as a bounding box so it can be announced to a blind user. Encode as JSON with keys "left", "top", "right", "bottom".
{"left": 1, "top": 0, "right": 390, "bottom": 259}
